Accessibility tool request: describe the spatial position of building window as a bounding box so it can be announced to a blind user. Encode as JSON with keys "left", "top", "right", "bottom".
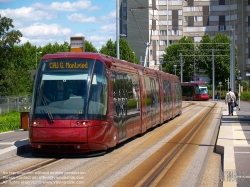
{"left": 178, "top": 10, "right": 182, "bottom": 15}
{"left": 160, "top": 30, "right": 168, "bottom": 35}
{"left": 160, "top": 40, "right": 168, "bottom": 46}
{"left": 184, "top": 16, "right": 188, "bottom": 22}
{"left": 219, "top": 25, "right": 225, "bottom": 31}
{"left": 123, "top": 10, "right": 127, "bottom": 17}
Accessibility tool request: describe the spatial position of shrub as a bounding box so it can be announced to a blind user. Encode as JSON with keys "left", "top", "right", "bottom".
{"left": 241, "top": 92, "right": 250, "bottom": 101}
{"left": 0, "top": 111, "right": 20, "bottom": 133}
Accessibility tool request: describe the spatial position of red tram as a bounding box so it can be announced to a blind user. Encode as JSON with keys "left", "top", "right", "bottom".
{"left": 181, "top": 82, "right": 210, "bottom": 101}
{"left": 29, "top": 52, "right": 182, "bottom": 154}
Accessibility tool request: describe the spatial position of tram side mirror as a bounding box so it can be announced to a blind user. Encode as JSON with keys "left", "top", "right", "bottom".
{"left": 28, "top": 70, "right": 37, "bottom": 81}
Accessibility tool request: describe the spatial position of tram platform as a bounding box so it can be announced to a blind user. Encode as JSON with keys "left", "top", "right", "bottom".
{"left": 216, "top": 100, "right": 250, "bottom": 187}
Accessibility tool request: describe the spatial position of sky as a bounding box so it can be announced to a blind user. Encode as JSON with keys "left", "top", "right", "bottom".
{"left": 0, "top": 0, "right": 116, "bottom": 50}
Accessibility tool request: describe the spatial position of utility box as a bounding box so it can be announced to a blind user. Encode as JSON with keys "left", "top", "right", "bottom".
{"left": 20, "top": 112, "right": 29, "bottom": 130}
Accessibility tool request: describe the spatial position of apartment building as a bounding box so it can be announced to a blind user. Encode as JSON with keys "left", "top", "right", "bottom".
{"left": 119, "top": 0, "right": 250, "bottom": 83}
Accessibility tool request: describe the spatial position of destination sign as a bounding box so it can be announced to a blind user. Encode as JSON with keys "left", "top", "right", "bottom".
{"left": 46, "top": 61, "right": 89, "bottom": 70}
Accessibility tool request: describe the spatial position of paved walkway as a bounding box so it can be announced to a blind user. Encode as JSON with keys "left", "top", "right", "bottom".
{"left": 0, "top": 130, "right": 29, "bottom": 160}
{"left": 216, "top": 100, "right": 250, "bottom": 187}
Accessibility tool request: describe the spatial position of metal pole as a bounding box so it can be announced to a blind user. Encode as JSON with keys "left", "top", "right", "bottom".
{"left": 212, "top": 49, "right": 215, "bottom": 101}
{"left": 194, "top": 51, "right": 195, "bottom": 82}
{"left": 160, "top": 58, "right": 162, "bottom": 71}
{"left": 238, "top": 82, "right": 241, "bottom": 110}
{"left": 180, "top": 53, "right": 183, "bottom": 83}
{"left": 166, "top": 0, "right": 168, "bottom": 47}
{"left": 230, "top": 44, "right": 233, "bottom": 89}
{"left": 238, "top": 70, "right": 241, "bottom": 110}
{"left": 220, "top": 84, "right": 221, "bottom": 100}
{"left": 232, "top": 30, "right": 235, "bottom": 91}
{"left": 36, "top": 53, "right": 37, "bottom": 69}
{"left": 144, "top": 42, "right": 150, "bottom": 67}
{"left": 116, "top": 0, "right": 120, "bottom": 59}
{"left": 230, "top": 30, "right": 235, "bottom": 91}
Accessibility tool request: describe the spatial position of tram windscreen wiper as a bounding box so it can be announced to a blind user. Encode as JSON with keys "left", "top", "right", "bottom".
{"left": 38, "top": 86, "right": 54, "bottom": 123}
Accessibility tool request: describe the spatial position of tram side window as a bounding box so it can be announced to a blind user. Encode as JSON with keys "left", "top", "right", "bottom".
{"left": 111, "top": 71, "right": 126, "bottom": 116}
{"left": 111, "top": 72, "right": 118, "bottom": 116}
{"left": 145, "top": 77, "right": 158, "bottom": 107}
{"left": 195, "top": 85, "right": 200, "bottom": 94}
{"left": 154, "top": 78, "right": 159, "bottom": 107}
{"left": 126, "top": 73, "right": 140, "bottom": 112}
{"left": 175, "top": 82, "right": 181, "bottom": 102}
{"left": 163, "top": 80, "right": 170, "bottom": 105}
{"left": 145, "top": 77, "right": 152, "bottom": 107}
{"left": 182, "top": 86, "right": 193, "bottom": 97}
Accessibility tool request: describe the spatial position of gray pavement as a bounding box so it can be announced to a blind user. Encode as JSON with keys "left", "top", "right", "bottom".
{"left": 0, "top": 130, "right": 29, "bottom": 160}
{"left": 217, "top": 100, "right": 250, "bottom": 187}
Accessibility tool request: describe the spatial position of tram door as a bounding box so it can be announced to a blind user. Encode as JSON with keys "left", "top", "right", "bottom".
{"left": 112, "top": 72, "right": 127, "bottom": 141}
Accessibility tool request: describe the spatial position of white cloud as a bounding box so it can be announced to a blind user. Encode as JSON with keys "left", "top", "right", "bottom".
{"left": 85, "top": 35, "right": 114, "bottom": 50}
{"left": 67, "top": 13, "right": 97, "bottom": 22}
{"left": 19, "top": 23, "right": 73, "bottom": 37}
{"left": 32, "top": 0, "right": 100, "bottom": 12}
{"left": 0, "top": 0, "right": 116, "bottom": 49}
{"left": 100, "top": 10, "right": 116, "bottom": 22}
{"left": 99, "top": 23, "right": 116, "bottom": 34}
{"left": 0, "top": 7, "right": 56, "bottom": 26}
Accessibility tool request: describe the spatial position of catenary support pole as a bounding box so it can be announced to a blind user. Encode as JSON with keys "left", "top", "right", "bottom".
{"left": 212, "top": 49, "right": 215, "bottom": 101}
{"left": 116, "top": 0, "right": 120, "bottom": 59}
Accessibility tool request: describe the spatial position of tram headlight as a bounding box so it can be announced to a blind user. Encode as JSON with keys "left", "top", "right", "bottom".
{"left": 73, "top": 121, "right": 90, "bottom": 127}
{"left": 31, "top": 121, "right": 45, "bottom": 127}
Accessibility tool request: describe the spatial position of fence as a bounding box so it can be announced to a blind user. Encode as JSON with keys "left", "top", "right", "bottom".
{"left": 0, "top": 96, "right": 32, "bottom": 115}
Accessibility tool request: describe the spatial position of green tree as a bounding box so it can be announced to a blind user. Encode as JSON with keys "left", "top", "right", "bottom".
{"left": 0, "top": 16, "right": 22, "bottom": 68}
{"left": 198, "top": 33, "right": 235, "bottom": 85}
{"left": 119, "top": 38, "right": 139, "bottom": 64}
{"left": 99, "top": 38, "right": 139, "bottom": 64}
{"left": 162, "top": 36, "right": 194, "bottom": 81}
{"left": 42, "top": 41, "right": 70, "bottom": 55}
{"left": 162, "top": 34, "right": 237, "bottom": 84}
{"left": 0, "top": 16, "right": 23, "bottom": 96}
{"left": 99, "top": 39, "right": 116, "bottom": 57}
{"left": 85, "top": 40, "right": 98, "bottom": 52}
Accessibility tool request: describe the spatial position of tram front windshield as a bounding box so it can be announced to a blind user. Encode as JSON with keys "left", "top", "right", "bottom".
{"left": 32, "top": 58, "right": 108, "bottom": 120}
{"left": 197, "top": 85, "right": 208, "bottom": 94}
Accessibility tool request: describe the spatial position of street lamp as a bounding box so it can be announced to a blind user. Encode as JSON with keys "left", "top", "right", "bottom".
{"left": 173, "top": 65, "right": 177, "bottom": 75}
{"left": 36, "top": 52, "right": 42, "bottom": 69}
{"left": 132, "top": 52, "right": 135, "bottom": 64}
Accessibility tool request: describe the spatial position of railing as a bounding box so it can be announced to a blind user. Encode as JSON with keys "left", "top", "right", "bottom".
{"left": 0, "top": 96, "right": 32, "bottom": 114}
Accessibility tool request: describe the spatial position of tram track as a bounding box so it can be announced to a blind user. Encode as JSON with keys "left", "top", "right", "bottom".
{"left": 113, "top": 102, "right": 218, "bottom": 187}
{"left": 0, "top": 102, "right": 222, "bottom": 187}
{"left": 0, "top": 158, "right": 61, "bottom": 185}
